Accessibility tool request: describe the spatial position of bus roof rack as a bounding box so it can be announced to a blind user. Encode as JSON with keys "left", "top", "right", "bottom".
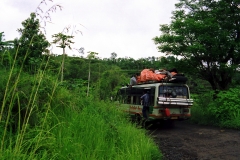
{"left": 137, "top": 76, "right": 188, "bottom": 85}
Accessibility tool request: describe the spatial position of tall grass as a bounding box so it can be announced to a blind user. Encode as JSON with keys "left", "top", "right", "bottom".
{"left": 0, "top": 51, "right": 161, "bottom": 159}
{"left": 51, "top": 100, "right": 161, "bottom": 160}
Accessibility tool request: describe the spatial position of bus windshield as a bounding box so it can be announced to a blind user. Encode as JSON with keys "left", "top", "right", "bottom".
{"left": 159, "top": 85, "right": 188, "bottom": 98}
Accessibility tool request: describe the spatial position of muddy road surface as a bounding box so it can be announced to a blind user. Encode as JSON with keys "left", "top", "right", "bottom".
{"left": 148, "top": 121, "right": 240, "bottom": 160}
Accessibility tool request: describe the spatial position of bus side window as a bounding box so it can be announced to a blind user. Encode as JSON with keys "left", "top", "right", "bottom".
{"left": 133, "top": 95, "right": 139, "bottom": 104}
{"left": 133, "top": 95, "right": 140, "bottom": 104}
{"left": 127, "top": 96, "right": 131, "bottom": 104}
{"left": 121, "top": 95, "right": 125, "bottom": 103}
{"left": 122, "top": 94, "right": 126, "bottom": 103}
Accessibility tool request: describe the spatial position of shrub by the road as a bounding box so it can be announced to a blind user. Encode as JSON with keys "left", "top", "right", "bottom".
{"left": 191, "top": 88, "right": 240, "bottom": 129}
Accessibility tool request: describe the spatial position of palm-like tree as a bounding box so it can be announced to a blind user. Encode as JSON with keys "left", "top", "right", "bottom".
{"left": 87, "top": 51, "right": 98, "bottom": 96}
{"left": 52, "top": 33, "right": 74, "bottom": 82}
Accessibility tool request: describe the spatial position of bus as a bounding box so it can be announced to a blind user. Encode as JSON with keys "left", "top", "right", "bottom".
{"left": 115, "top": 81, "right": 193, "bottom": 125}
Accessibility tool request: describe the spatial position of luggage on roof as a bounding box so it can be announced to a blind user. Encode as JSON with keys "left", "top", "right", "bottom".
{"left": 137, "top": 69, "right": 187, "bottom": 84}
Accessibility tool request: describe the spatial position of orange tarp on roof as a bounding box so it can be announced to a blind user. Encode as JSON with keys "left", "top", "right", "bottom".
{"left": 139, "top": 69, "right": 167, "bottom": 82}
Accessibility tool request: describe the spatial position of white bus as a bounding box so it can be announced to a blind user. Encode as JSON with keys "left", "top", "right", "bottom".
{"left": 115, "top": 81, "right": 193, "bottom": 124}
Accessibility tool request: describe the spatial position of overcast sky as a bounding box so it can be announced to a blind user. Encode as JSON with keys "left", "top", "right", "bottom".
{"left": 0, "top": 0, "right": 178, "bottom": 59}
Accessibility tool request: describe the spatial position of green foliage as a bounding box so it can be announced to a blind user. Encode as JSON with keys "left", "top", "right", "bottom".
{"left": 52, "top": 33, "right": 74, "bottom": 82}
{"left": 50, "top": 100, "right": 162, "bottom": 160}
{"left": 191, "top": 88, "right": 240, "bottom": 129}
{"left": 52, "top": 33, "right": 74, "bottom": 51}
{"left": 190, "top": 93, "right": 217, "bottom": 125}
{"left": 219, "top": 112, "right": 240, "bottom": 129}
{"left": 0, "top": 49, "right": 14, "bottom": 69}
{"left": 230, "top": 71, "right": 240, "bottom": 87}
{"left": 0, "top": 69, "right": 162, "bottom": 159}
{"left": 64, "top": 57, "right": 87, "bottom": 79}
{"left": 0, "top": 68, "right": 57, "bottom": 131}
{"left": 153, "top": 0, "right": 240, "bottom": 90}
{"left": 96, "top": 66, "right": 129, "bottom": 100}
{"left": 209, "top": 88, "right": 240, "bottom": 119}
{"left": 14, "top": 13, "right": 50, "bottom": 70}
{"left": 208, "top": 88, "right": 240, "bottom": 121}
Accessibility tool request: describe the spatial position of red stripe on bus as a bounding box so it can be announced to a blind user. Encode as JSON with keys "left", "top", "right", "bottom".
{"left": 153, "top": 106, "right": 191, "bottom": 108}
{"left": 128, "top": 111, "right": 191, "bottom": 118}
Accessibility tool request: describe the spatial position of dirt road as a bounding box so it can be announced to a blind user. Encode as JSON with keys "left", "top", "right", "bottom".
{"left": 149, "top": 121, "right": 240, "bottom": 160}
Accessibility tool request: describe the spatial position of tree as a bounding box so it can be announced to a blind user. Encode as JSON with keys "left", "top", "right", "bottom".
{"left": 52, "top": 33, "right": 74, "bottom": 82}
{"left": 97, "top": 66, "right": 128, "bottom": 100}
{"left": 110, "top": 52, "right": 117, "bottom": 63}
{"left": 153, "top": 0, "right": 240, "bottom": 90}
{"left": 14, "top": 13, "right": 50, "bottom": 67}
{"left": 86, "top": 51, "right": 98, "bottom": 96}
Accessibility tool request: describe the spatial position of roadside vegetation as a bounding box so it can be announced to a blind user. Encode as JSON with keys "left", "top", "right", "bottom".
{"left": 1, "top": 0, "right": 240, "bottom": 159}
{"left": 0, "top": 65, "right": 161, "bottom": 159}
{"left": 191, "top": 87, "right": 240, "bottom": 129}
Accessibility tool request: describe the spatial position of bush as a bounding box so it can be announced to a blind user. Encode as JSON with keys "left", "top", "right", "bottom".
{"left": 190, "top": 92, "right": 217, "bottom": 125}
{"left": 208, "top": 88, "right": 240, "bottom": 128}
{"left": 191, "top": 88, "right": 240, "bottom": 129}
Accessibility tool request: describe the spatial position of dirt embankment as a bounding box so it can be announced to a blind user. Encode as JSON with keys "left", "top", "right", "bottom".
{"left": 149, "top": 121, "right": 240, "bottom": 160}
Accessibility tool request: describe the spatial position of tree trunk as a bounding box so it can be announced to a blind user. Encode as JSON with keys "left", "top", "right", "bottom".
{"left": 61, "top": 48, "right": 65, "bottom": 82}
{"left": 87, "top": 61, "right": 90, "bottom": 96}
{"left": 204, "top": 70, "right": 232, "bottom": 91}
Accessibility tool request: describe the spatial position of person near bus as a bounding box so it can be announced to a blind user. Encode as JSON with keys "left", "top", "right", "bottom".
{"left": 141, "top": 90, "right": 150, "bottom": 120}
{"left": 129, "top": 73, "right": 138, "bottom": 87}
